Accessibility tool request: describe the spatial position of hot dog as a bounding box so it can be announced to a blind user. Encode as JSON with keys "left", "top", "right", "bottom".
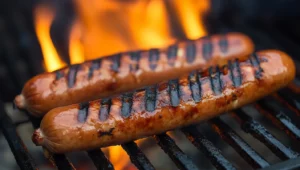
{"left": 15, "top": 33, "right": 254, "bottom": 116}
{"left": 32, "top": 50, "right": 295, "bottom": 153}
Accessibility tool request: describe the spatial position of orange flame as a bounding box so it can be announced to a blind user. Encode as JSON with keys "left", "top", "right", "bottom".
{"left": 69, "top": 20, "right": 85, "bottom": 64}
{"left": 104, "top": 146, "right": 133, "bottom": 170}
{"left": 173, "top": 0, "right": 209, "bottom": 39}
{"left": 74, "top": 0, "right": 175, "bottom": 59}
{"left": 34, "top": 5, "right": 66, "bottom": 72}
{"left": 103, "top": 138, "right": 148, "bottom": 170}
{"left": 35, "top": 0, "right": 209, "bottom": 71}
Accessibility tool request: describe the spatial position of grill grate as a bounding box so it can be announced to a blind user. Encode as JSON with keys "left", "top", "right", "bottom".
{"left": 0, "top": 101, "right": 37, "bottom": 170}
{"left": 154, "top": 133, "right": 198, "bottom": 170}
{"left": 87, "top": 149, "right": 114, "bottom": 170}
{"left": 210, "top": 118, "right": 270, "bottom": 169}
{"left": 182, "top": 126, "right": 236, "bottom": 170}
{"left": 121, "top": 142, "right": 155, "bottom": 170}
{"left": 233, "top": 109, "right": 299, "bottom": 160}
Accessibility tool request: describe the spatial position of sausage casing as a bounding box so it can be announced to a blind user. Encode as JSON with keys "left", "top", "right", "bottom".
{"left": 15, "top": 33, "right": 254, "bottom": 116}
{"left": 32, "top": 50, "right": 295, "bottom": 153}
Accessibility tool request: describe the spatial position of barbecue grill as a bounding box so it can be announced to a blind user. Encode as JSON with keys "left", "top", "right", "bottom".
{"left": 1, "top": 0, "right": 300, "bottom": 169}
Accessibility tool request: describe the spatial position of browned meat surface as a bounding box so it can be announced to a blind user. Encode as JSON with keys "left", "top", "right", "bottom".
{"left": 32, "top": 50, "right": 295, "bottom": 153}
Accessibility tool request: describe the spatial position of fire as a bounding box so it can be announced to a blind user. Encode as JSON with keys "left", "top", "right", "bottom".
{"left": 34, "top": 5, "right": 66, "bottom": 72}
{"left": 69, "top": 20, "right": 85, "bottom": 64}
{"left": 104, "top": 146, "right": 133, "bottom": 170}
{"left": 74, "top": 0, "right": 175, "bottom": 59}
{"left": 173, "top": 0, "right": 209, "bottom": 39}
{"left": 103, "top": 138, "right": 148, "bottom": 170}
{"left": 34, "top": 0, "right": 209, "bottom": 168}
{"left": 35, "top": 0, "right": 209, "bottom": 71}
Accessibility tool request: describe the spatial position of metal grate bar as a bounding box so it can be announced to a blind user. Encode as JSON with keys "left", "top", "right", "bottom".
{"left": 272, "top": 93, "right": 300, "bottom": 118}
{"left": 181, "top": 126, "right": 236, "bottom": 170}
{"left": 87, "top": 149, "right": 114, "bottom": 170}
{"left": 154, "top": 133, "right": 198, "bottom": 170}
{"left": 14, "top": 119, "right": 30, "bottom": 126}
{"left": 210, "top": 118, "right": 270, "bottom": 169}
{"left": 0, "top": 101, "right": 37, "bottom": 170}
{"left": 277, "top": 88, "right": 300, "bottom": 114}
{"left": 50, "top": 154, "right": 75, "bottom": 170}
{"left": 121, "top": 141, "right": 155, "bottom": 170}
{"left": 257, "top": 97, "right": 300, "bottom": 140}
{"left": 259, "top": 157, "right": 300, "bottom": 170}
{"left": 233, "top": 109, "right": 299, "bottom": 160}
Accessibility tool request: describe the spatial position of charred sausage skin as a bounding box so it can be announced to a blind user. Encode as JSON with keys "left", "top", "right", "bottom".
{"left": 32, "top": 50, "right": 295, "bottom": 153}
{"left": 15, "top": 33, "right": 254, "bottom": 116}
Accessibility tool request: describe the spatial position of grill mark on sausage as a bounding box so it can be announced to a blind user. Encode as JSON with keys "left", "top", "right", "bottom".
{"left": 168, "top": 79, "right": 180, "bottom": 107}
{"left": 98, "top": 128, "right": 114, "bottom": 137}
{"left": 167, "top": 45, "right": 178, "bottom": 66}
{"left": 129, "top": 51, "right": 141, "bottom": 72}
{"left": 78, "top": 102, "right": 89, "bottom": 123}
{"left": 110, "top": 53, "right": 121, "bottom": 72}
{"left": 209, "top": 66, "right": 223, "bottom": 95}
{"left": 202, "top": 38, "right": 213, "bottom": 60}
{"left": 228, "top": 59, "right": 242, "bottom": 87}
{"left": 88, "top": 59, "right": 101, "bottom": 79}
{"left": 250, "top": 53, "right": 264, "bottom": 79}
{"left": 55, "top": 70, "right": 65, "bottom": 80}
{"left": 99, "top": 98, "right": 111, "bottom": 121}
{"left": 121, "top": 92, "right": 134, "bottom": 118}
{"left": 188, "top": 71, "right": 202, "bottom": 102}
{"left": 67, "top": 64, "right": 80, "bottom": 88}
{"left": 149, "top": 49, "right": 160, "bottom": 70}
{"left": 219, "top": 35, "right": 228, "bottom": 54}
{"left": 186, "top": 42, "right": 196, "bottom": 63}
{"left": 145, "top": 85, "right": 157, "bottom": 112}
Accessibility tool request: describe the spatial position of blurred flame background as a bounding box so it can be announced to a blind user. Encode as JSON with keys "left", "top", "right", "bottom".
{"left": 35, "top": 0, "right": 209, "bottom": 72}
{"left": 34, "top": 0, "right": 209, "bottom": 169}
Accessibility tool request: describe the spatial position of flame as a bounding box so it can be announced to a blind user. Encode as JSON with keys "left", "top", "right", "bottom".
{"left": 105, "top": 146, "right": 133, "bottom": 170}
{"left": 69, "top": 20, "right": 85, "bottom": 64}
{"left": 34, "top": 5, "right": 66, "bottom": 72}
{"left": 173, "top": 0, "right": 209, "bottom": 39}
{"left": 103, "top": 138, "right": 148, "bottom": 170}
{"left": 74, "top": 0, "right": 175, "bottom": 59}
{"left": 35, "top": 0, "right": 209, "bottom": 71}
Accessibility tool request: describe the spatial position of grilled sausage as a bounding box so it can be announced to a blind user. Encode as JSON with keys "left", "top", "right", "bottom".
{"left": 32, "top": 50, "right": 295, "bottom": 153}
{"left": 15, "top": 33, "right": 254, "bottom": 116}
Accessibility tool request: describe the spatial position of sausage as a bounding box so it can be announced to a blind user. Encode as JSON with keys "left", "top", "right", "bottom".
{"left": 14, "top": 33, "right": 254, "bottom": 116}
{"left": 32, "top": 50, "right": 295, "bottom": 153}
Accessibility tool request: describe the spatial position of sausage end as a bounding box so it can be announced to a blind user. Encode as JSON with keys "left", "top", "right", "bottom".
{"left": 32, "top": 129, "right": 44, "bottom": 146}
{"left": 14, "top": 94, "right": 26, "bottom": 109}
